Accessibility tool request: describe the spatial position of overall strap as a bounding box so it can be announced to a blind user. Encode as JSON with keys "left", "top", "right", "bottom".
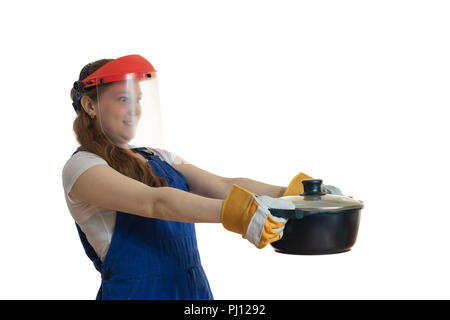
{"left": 71, "top": 146, "right": 84, "bottom": 156}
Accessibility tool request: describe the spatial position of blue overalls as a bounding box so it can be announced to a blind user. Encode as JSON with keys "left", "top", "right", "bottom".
{"left": 72, "top": 147, "right": 214, "bottom": 300}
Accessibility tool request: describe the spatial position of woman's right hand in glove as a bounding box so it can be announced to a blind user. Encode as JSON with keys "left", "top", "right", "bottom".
{"left": 221, "top": 184, "right": 293, "bottom": 249}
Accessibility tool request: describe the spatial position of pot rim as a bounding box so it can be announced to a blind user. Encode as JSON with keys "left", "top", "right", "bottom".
{"left": 269, "top": 207, "right": 362, "bottom": 220}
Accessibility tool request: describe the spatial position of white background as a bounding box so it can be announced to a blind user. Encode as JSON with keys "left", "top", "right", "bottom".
{"left": 0, "top": 0, "right": 449, "bottom": 299}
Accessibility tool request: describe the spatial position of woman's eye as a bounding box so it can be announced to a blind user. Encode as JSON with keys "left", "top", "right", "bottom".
{"left": 119, "top": 97, "right": 141, "bottom": 103}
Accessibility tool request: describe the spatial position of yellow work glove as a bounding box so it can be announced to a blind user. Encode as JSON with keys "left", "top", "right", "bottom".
{"left": 221, "top": 184, "right": 293, "bottom": 249}
{"left": 283, "top": 172, "right": 314, "bottom": 196}
{"left": 283, "top": 172, "right": 344, "bottom": 196}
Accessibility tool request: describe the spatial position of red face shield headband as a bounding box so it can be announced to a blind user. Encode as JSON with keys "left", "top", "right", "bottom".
{"left": 81, "top": 54, "right": 157, "bottom": 89}
{"left": 72, "top": 54, "right": 157, "bottom": 113}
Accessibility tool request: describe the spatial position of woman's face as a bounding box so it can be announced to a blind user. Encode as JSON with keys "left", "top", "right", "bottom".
{"left": 96, "top": 80, "right": 142, "bottom": 147}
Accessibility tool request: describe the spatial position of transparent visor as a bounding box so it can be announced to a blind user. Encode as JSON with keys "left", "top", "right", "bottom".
{"left": 96, "top": 73, "right": 164, "bottom": 149}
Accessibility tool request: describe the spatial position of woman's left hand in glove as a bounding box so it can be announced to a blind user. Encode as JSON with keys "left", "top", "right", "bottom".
{"left": 283, "top": 172, "right": 343, "bottom": 196}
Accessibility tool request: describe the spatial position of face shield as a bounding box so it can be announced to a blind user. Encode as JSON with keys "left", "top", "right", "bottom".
{"left": 81, "top": 55, "right": 165, "bottom": 149}
{"left": 95, "top": 73, "right": 164, "bottom": 149}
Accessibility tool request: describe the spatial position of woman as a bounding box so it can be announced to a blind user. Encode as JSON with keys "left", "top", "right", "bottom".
{"left": 62, "top": 54, "right": 335, "bottom": 300}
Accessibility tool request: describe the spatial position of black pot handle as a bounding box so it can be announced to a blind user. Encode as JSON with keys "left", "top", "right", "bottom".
{"left": 269, "top": 208, "right": 327, "bottom": 220}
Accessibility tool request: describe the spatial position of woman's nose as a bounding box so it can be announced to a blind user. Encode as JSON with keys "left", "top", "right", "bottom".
{"left": 127, "top": 102, "right": 141, "bottom": 116}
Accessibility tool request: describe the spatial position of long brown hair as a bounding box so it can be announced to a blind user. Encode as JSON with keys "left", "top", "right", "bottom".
{"left": 70, "top": 59, "right": 169, "bottom": 188}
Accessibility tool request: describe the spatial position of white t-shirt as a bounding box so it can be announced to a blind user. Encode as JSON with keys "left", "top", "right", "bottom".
{"left": 61, "top": 146, "right": 187, "bottom": 261}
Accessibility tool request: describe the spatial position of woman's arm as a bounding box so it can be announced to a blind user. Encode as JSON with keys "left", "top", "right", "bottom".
{"left": 172, "top": 158, "right": 287, "bottom": 200}
{"left": 153, "top": 186, "right": 223, "bottom": 223}
{"left": 69, "top": 164, "right": 223, "bottom": 223}
{"left": 227, "top": 177, "right": 287, "bottom": 198}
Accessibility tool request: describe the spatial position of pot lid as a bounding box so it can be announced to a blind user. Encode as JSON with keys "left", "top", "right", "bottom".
{"left": 281, "top": 179, "right": 364, "bottom": 212}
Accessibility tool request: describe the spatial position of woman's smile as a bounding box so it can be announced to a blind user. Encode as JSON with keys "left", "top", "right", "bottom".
{"left": 123, "top": 120, "right": 135, "bottom": 126}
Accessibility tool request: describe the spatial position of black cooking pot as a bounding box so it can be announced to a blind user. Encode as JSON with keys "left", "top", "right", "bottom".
{"left": 269, "top": 179, "right": 364, "bottom": 255}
